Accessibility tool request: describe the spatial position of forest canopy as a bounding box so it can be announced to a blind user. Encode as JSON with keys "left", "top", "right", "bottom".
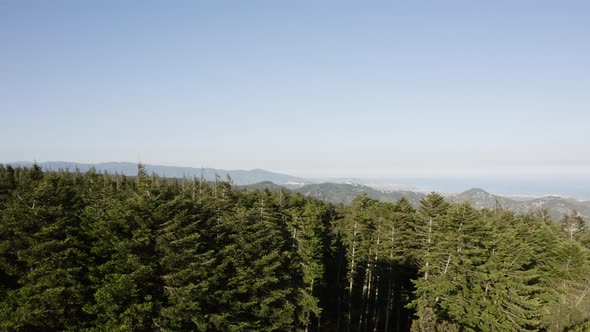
{"left": 0, "top": 164, "right": 589, "bottom": 331}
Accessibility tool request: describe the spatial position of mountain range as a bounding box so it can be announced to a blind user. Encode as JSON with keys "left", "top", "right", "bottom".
{"left": 289, "top": 183, "right": 589, "bottom": 221}
{"left": 5, "top": 161, "right": 589, "bottom": 222}
{"left": 239, "top": 180, "right": 590, "bottom": 222}
{"left": 6, "top": 161, "right": 309, "bottom": 186}
{"left": 448, "top": 187, "right": 590, "bottom": 221}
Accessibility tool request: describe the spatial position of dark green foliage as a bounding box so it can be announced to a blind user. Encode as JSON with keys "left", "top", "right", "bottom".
{"left": 155, "top": 190, "right": 216, "bottom": 330}
{"left": 0, "top": 171, "right": 89, "bottom": 330}
{"left": 81, "top": 192, "right": 160, "bottom": 331}
{"left": 1, "top": 164, "right": 589, "bottom": 331}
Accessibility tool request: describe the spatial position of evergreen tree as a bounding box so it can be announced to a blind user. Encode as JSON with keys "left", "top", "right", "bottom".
{"left": 473, "top": 211, "right": 546, "bottom": 331}
{"left": 561, "top": 212, "right": 587, "bottom": 241}
{"left": 290, "top": 197, "right": 332, "bottom": 332}
{"left": 410, "top": 193, "right": 449, "bottom": 329}
{"left": 0, "top": 171, "right": 89, "bottom": 330}
{"left": 414, "top": 192, "right": 449, "bottom": 282}
{"left": 204, "top": 190, "right": 299, "bottom": 331}
{"left": 0, "top": 165, "right": 16, "bottom": 206}
{"left": 382, "top": 197, "right": 417, "bottom": 332}
{"left": 155, "top": 187, "right": 216, "bottom": 331}
{"left": 335, "top": 195, "right": 378, "bottom": 331}
{"left": 81, "top": 167, "right": 160, "bottom": 331}
{"left": 540, "top": 228, "right": 590, "bottom": 331}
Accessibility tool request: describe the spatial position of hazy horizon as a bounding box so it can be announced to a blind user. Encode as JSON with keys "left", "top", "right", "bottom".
{"left": 2, "top": 1, "right": 589, "bottom": 181}
{"left": 4, "top": 160, "right": 590, "bottom": 199}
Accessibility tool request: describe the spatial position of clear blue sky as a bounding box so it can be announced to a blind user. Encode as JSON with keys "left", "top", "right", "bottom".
{"left": 1, "top": 1, "right": 589, "bottom": 179}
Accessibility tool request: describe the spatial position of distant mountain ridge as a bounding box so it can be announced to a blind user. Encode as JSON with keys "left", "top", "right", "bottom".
{"left": 283, "top": 183, "right": 590, "bottom": 222}
{"left": 449, "top": 188, "right": 590, "bottom": 221}
{"left": 5, "top": 161, "right": 310, "bottom": 186}
{"left": 291, "top": 182, "right": 424, "bottom": 207}
{"left": 5, "top": 161, "right": 589, "bottom": 222}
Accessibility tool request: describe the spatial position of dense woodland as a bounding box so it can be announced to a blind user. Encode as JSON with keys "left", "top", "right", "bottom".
{"left": 1, "top": 164, "right": 590, "bottom": 331}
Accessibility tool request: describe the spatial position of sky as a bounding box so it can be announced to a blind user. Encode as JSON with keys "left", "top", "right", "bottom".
{"left": 1, "top": 1, "right": 590, "bottom": 180}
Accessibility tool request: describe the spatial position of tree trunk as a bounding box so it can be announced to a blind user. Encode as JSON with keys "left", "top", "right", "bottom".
{"left": 384, "top": 279, "right": 392, "bottom": 332}
{"left": 359, "top": 258, "right": 371, "bottom": 331}
{"left": 425, "top": 217, "right": 433, "bottom": 280}
{"left": 348, "top": 219, "right": 359, "bottom": 332}
{"left": 372, "top": 277, "right": 380, "bottom": 332}
{"left": 305, "top": 278, "right": 314, "bottom": 332}
{"left": 369, "top": 233, "right": 381, "bottom": 332}
{"left": 385, "top": 225, "right": 395, "bottom": 332}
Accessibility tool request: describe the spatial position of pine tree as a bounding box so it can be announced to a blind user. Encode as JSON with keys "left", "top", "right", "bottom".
{"left": 290, "top": 197, "right": 332, "bottom": 332}
{"left": 0, "top": 171, "right": 90, "bottom": 330}
{"left": 473, "top": 211, "right": 546, "bottom": 331}
{"left": 81, "top": 167, "right": 160, "bottom": 331}
{"left": 382, "top": 197, "right": 417, "bottom": 332}
{"left": 205, "top": 190, "right": 299, "bottom": 331}
{"left": 414, "top": 192, "right": 449, "bottom": 282}
{"left": 0, "top": 165, "right": 16, "bottom": 206}
{"left": 540, "top": 224, "right": 590, "bottom": 331}
{"left": 412, "top": 202, "right": 485, "bottom": 329}
{"left": 335, "top": 195, "right": 377, "bottom": 331}
{"left": 410, "top": 193, "right": 449, "bottom": 328}
{"left": 155, "top": 188, "right": 216, "bottom": 331}
{"left": 560, "top": 212, "right": 587, "bottom": 241}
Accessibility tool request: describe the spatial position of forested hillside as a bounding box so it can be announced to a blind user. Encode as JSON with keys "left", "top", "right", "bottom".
{"left": 1, "top": 164, "right": 590, "bottom": 331}
{"left": 291, "top": 183, "right": 590, "bottom": 222}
